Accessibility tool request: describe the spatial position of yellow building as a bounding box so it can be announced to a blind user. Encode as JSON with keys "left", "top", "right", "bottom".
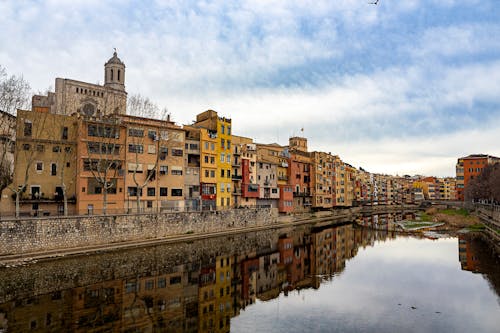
{"left": 1, "top": 109, "right": 78, "bottom": 216}
{"left": 121, "top": 114, "right": 185, "bottom": 212}
{"left": 193, "top": 110, "right": 232, "bottom": 209}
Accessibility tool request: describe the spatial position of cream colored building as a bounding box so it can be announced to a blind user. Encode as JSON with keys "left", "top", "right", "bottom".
{"left": 32, "top": 51, "right": 127, "bottom": 117}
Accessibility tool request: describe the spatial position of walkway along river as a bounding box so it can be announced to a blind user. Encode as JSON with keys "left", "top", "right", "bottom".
{"left": 0, "top": 214, "right": 498, "bottom": 332}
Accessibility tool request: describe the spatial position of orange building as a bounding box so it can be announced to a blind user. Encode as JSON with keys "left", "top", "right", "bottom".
{"left": 456, "top": 154, "right": 500, "bottom": 201}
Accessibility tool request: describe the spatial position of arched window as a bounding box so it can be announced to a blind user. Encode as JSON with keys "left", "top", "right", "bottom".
{"left": 118, "top": 70, "right": 121, "bottom": 81}
{"left": 111, "top": 69, "right": 114, "bottom": 81}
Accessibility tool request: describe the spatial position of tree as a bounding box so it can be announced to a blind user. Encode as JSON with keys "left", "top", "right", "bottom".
{"left": 126, "top": 95, "right": 170, "bottom": 212}
{"left": 0, "top": 65, "right": 31, "bottom": 116}
{"left": 465, "top": 163, "right": 500, "bottom": 204}
{"left": 0, "top": 111, "right": 16, "bottom": 195}
{"left": 127, "top": 93, "right": 160, "bottom": 118}
{"left": 84, "top": 116, "right": 124, "bottom": 215}
{"left": 8, "top": 110, "right": 49, "bottom": 217}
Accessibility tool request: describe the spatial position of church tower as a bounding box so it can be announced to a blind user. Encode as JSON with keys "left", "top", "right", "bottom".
{"left": 104, "top": 50, "right": 126, "bottom": 91}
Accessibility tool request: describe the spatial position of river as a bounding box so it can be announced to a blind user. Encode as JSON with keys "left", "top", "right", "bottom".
{"left": 0, "top": 215, "right": 499, "bottom": 332}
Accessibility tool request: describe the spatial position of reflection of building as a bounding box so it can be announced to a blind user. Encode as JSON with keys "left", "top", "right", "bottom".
{"left": 0, "top": 219, "right": 403, "bottom": 332}
{"left": 458, "top": 235, "right": 480, "bottom": 272}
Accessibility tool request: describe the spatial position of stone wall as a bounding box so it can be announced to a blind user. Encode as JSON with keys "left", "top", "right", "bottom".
{"left": 0, "top": 208, "right": 279, "bottom": 256}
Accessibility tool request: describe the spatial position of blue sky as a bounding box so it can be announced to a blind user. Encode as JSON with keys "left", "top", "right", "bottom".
{"left": 1, "top": 0, "right": 499, "bottom": 177}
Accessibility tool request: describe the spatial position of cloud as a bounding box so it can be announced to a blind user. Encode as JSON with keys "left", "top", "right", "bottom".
{"left": 0, "top": 0, "right": 499, "bottom": 177}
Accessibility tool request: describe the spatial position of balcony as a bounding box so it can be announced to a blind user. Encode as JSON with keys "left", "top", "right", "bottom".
{"left": 232, "top": 175, "right": 243, "bottom": 180}
{"left": 293, "top": 191, "right": 311, "bottom": 197}
{"left": 278, "top": 176, "right": 288, "bottom": 181}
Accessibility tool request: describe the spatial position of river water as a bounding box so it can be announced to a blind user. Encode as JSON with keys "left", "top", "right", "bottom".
{"left": 0, "top": 216, "right": 499, "bottom": 332}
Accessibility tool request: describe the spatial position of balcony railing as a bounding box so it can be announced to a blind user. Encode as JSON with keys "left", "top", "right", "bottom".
{"left": 293, "top": 191, "right": 311, "bottom": 197}
{"left": 278, "top": 176, "right": 288, "bottom": 181}
{"left": 232, "top": 175, "right": 243, "bottom": 180}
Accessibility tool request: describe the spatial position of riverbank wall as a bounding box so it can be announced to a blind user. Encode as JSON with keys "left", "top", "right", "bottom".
{"left": 0, "top": 208, "right": 278, "bottom": 257}
{"left": 472, "top": 204, "right": 500, "bottom": 253}
{"left": 0, "top": 205, "right": 418, "bottom": 258}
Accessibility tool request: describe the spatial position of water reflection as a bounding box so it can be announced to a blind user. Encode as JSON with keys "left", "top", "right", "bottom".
{"left": 0, "top": 215, "right": 498, "bottom": 332}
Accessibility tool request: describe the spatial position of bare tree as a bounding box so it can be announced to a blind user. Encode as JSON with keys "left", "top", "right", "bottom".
{"left": 465, "top": 163, "right": 500, "bottom": 204}
{"left": 8, "top": 111, "right": 49, "bottom": 217}
{"left": 127, "top": 97, "right": 170, "bottom": 212}
{"left": 0, "top": 111, "right": 16, "bottom": 195}
{"left": 0, "top": 65, "right": 31, "bottom": 116}
{"left": 84, "top": 117, "right": 124, "bottom": 215}
{"left": 127, "top": 93, "right": 160, "bottom": 118}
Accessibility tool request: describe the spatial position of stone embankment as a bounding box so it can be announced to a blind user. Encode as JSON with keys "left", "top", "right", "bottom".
{"left": 0, "top": 204, "right": 418, "bottom": 261}
{"left": 472, "top": 204, "right": 500, "bottom": 253}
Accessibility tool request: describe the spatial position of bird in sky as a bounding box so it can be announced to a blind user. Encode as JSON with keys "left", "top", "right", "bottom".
{"left": 369, "top": 0, "right": 379, "bottom": 4}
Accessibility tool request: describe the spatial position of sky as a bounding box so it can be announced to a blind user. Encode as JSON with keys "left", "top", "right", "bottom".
{"left": 1, "top": 0, "right": 499, "bottom": 177}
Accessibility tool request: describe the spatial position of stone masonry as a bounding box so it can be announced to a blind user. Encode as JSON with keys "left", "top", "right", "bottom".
{"left": 0, "top": 208, "right": 278, "bottom": 256}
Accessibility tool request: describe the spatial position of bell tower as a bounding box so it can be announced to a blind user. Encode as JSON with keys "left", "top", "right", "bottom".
{"left": 104, "top": 49, "right": 126, "bottom": 91}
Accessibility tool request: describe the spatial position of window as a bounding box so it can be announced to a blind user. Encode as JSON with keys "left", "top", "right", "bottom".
{"left": 221, "top": 169, "right": 225, "bottom": 177}
{"left": 221, "top": 138, "right": 225, "bottom": 149}
{"left": 171, "top": 168, "right": 183, "bottom": 175}
{"left": 227, "top": 140, "right": 231, "bottom": 149}
{"left": 205, "top": 170, "right": 209, "bottom": 177}
{"left": 128, "top": 144, "right": 144, "bottom": 154}
{"left": 159, "top": 147, "right": 168, "bottom": 160}
{"left": 210, "top": 170, "right": 215, "bottom": 178}
{"left": 36, "top": 144, "right": 44, "bottom": 152}
{"left": 226, "top": 184, "right": 231, "bottom": 192}
{"left": 64, "top": 146, "right": 72, "bottom": 153}
{"left": 221, "top": 124, "right": 225, "bottom": 134}
{"left": 24, "top": 121, "right": 32, "bottom": 137}
{"left": 205, "top": 141, "right": 209, "bottom": 150}
{"left": 171, "top": 149, "right": 183, "bottom": 156}
{"left": 128, "top": 187, "right": 142, "bottom": 197}
{"left": 147, "top": 187, "right": 155, "bottom": 196}
{"left": 145, "top": 279, "right": 154, "bottom": 290}
{"left": 228, "top": 126, "right": 231, "bottom": 135}
{"left": 53, "top": 146, "right": 61, "bottom": 153}
{"left": 211, "top": 143, "right": 215, "bottom": 151}
{"left": 35, "top": 161, "right": 43, "bottom": 171}
{"left": 220, "top": 153, "right": 225, "bottom": 162}
{"left": 226, "top": 154, "right": 231, "bottom": 163}
{"left": 220, "top": 183, "right": 225, "bottom": 193}
{"left": 62, "top": 127, "right": 68, "bottom": 140}
{"left": 22, "top": 143, "right": 30, "bottom": 150}
{"left": 51, "top": 163, "right": 57, "bottom": 176}
{"left": 128, "top": 128, "right": 144, "bottom": 137}
{"left": 227, "top": 169, "right": 231, "bottom": 178}
{"left": 204, "top": 155, "right": 209, "bottom": 163}
{"left": 159, "top": 165, "right": 168, "bottom": 175}
{"left": 148, "top": 144, "right": 156, "bottom": 154}
{"left": 148, "top": 130, "right": 157, "bottom": 140}
{"left": 210, "top": 156, "right": 215, "bottom": 164}
{"left": 158, "top": 277, "right": 166, "bottom": 288}
{"left": 171, "top": 188, "right": 182, "bottom": 196}
{"left": 170, "top": 276, "right": 181, "bottom": 284}
{"left": 160, "top": 187, "right": 168, "bottom": 196}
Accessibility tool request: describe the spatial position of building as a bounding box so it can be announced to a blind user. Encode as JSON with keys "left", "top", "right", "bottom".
{"left": 0, "top": 109, "right": 16, "bottom": 201}
{"left": 456, "top": 154, "right": 500, "bottom": 201}
{"left": 193, "top": 110, "right": 232, "bottom": 209}
{"left": 288, "top": 137, "right": 312, "bottom": 212}
{"left": 32, "top": 51, "right": 127, "bottom": 117}
{"left": 184, "top": 127, "right": 201, "bottom": 211}
{"left": 310, "top": 151, "right": 335, "bottom": 210}
{"left": 121, "top": 114, "right": 186, "bottom": 212}
{"left": 1, "top": 109, "right": 78, "bottom": 216}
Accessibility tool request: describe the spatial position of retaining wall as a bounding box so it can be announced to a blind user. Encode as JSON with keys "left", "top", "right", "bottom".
{"left": 0, "top": 208, "right": 278, "bottom": 256}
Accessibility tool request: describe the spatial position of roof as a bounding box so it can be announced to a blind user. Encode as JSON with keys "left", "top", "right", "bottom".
{"left": 105, "top": 51, "right": 125, "bottom": 66}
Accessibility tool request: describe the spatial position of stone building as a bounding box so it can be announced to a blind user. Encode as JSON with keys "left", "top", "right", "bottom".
{"left": 32, "top": 51, "right": 127, "bottom": 117}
